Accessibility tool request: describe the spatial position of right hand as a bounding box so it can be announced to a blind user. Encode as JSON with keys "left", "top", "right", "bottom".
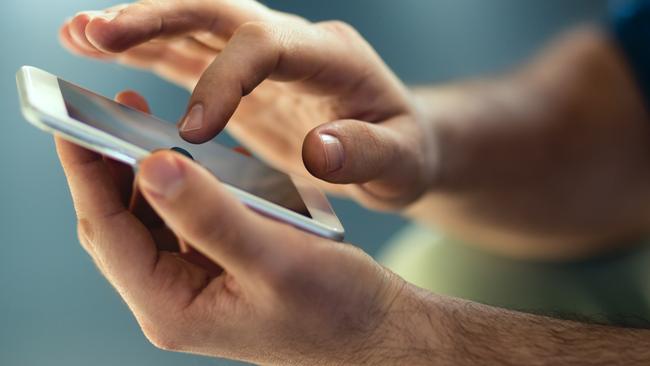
{"left": 60, "top": 0, "right": 436, "bottom": 210}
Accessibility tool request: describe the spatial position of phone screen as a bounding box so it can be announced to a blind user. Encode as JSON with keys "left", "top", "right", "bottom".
{"left": 58, "top": 79, "right": 311, "bottom": 218}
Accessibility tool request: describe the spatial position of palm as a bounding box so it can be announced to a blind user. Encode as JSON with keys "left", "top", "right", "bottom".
{"left": 233, "top": 83, "right": 331, "bottom": 172}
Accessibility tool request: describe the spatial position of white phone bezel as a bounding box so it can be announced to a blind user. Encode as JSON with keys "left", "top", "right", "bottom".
{"left": 17, "top": 66, "right": 344, "bottom": 241}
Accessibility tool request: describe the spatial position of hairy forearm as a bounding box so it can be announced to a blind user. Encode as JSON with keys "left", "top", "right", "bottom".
{"left": 372, "top": 283, "right": 650, "bottom": 365}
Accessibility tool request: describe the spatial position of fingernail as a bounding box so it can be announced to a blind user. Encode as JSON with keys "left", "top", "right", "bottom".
{"left": 180, "top": 104, "right": 204, "bottom": 132}
{"left": 139, "top": 155, "right": 184, "bottom": 199}
{"left": 319, "top": 134, "right": 344, "bottom": 173}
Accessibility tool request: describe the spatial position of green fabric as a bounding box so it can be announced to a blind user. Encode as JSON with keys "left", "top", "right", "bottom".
{"left": 379, "top": 225, "right": 650, "bottom": 327}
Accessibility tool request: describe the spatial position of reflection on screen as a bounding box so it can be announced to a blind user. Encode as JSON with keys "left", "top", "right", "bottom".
{"left": 58, "top": 79, "right": 311, "bottom": 218}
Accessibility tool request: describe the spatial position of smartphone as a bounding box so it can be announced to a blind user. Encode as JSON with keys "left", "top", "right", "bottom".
{"left": 16, "top": 66, "right": 344, "bottom": 241}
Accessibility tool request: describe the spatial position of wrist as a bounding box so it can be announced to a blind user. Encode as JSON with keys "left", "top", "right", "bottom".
{"left": 356, "top": 273, "right": 446, "bottom": 365}
{"left": 402, "top": 80, "right": 513, "bottom": 214}
{"left": 405, "top": 26, "right": 650, "bottom": 257}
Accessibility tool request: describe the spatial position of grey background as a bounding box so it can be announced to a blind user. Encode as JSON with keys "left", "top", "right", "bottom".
{"left": 0, "top": 1, "right": 606, "bottom": 365}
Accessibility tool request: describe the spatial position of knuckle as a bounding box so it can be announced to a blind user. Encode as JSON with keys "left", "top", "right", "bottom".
{"left": 143, "top": 326, "right": 182, "bottom": 352}
{"left": 262, "top": 231, "right": 312, "bottom": 289}
{"left": 320, "top": 20, "right": 359, "bottom": 38}
{"left": 264, "top": 262, "right": 296, "bottom": 292}
{"left": 120, "top": 2, "right": 148, "bottom": 17}
{"left": 151, "top": 255, "right": 187, "bottom": 293}
{"left": 76, "top": 219, "right": 94, "bottom": 253}
{"left": 76, "top": 226, "right": 92, "bottom": 254}
{"left": 354, "top": 122, "right": 389, "bottom": 159}
{"left": 235, "top": 21, "right": 277, "bottom": 42}
{"left": 140, "top": 312, "right": 194, "bottom": 352}
{"left": 134, "top": 0, "right": 160, "bottom": 8}
{"left": 183, "top": 213, "right": 224, "bottom": 243}
{"left": 182, "top": 211, "right": 240, "bottom": 251}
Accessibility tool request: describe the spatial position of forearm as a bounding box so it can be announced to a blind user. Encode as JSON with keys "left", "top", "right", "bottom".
{"left": 371, "top": 282, "right": 650, "bottom": 365}
{"left": 404, "top": 76, "right": 557, "bottom": 254}
{"left": 400, "top": 26, "right": 649, "bottom": 258}
{"left": 405, "top": 27, "right": 614, "bottom": 219}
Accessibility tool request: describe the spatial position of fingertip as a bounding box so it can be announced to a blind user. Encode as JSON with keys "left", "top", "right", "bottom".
{"left": 177, "top": 103, "right": 222, "bottom": 144}
{"left": 85, "top": 8, "right": 160, "bottom": 53}
{"left": 115, "top": 90, "right": 151, "bottom": 114}
{"left": 58, "top": 23, "right": 71, "bottom": 46}
{"left": 138, "top": 150, "right": 232, "bottom": 213}
{"left": 140, "top": 150, "right": 183, "bottom": 175}
{"left": 59, "top": 20, "right": 71, "bottom": 36}
{"left": 178, "top": 131, "right": 214, "bottom": 144}
{"left": 59, "top": 23, "right": 82, "bottom": 55}
{"left": 304, "top": 120, "right": 403, "bottom": 186}
{"left": 59, "top": 19, "right": 113, "bottom": 59}
{"left": 85, "top": 17, "right": 125, "bottom": 53}
{"left": 302, "top": 129, "right": 331, "bottom": 179}
{"left": 139, "top": 149, "right": 206, "bottom": 187}
{"left": 138, "top": 151, "right": 185, "bottom": 198}
{"left": 69, "top": 13, "right": 98, "bottom": 52}
{"left": 114, "top": 89, "right": 141, "bottom": 100}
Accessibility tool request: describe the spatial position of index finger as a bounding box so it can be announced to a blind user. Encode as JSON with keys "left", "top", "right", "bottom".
{"left": 178, "top": 21, "right": 360, "bottom": 143}
{"left": 81, "top": 0, "right": 274, "bottom": 53}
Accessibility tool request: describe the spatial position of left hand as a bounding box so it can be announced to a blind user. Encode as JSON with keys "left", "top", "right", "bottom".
{"left": 56, "top": 91, "right": 407, "bottom": 364}
{"left": 59, "top": 0, "right": 436, "bottom": 210}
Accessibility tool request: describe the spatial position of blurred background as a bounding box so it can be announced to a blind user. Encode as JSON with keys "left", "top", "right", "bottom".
{"left": 0, "top": 1, "right": 607, "bottom": 365}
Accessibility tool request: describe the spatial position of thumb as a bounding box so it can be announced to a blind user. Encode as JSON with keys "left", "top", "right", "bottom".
{"left": 302, "top": 118, "right": 429, "bottom": 205}
{"left": 137, "top": 151, "right": 274, "bottom": 277}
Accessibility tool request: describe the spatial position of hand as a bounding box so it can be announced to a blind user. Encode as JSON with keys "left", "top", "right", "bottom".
{"left": 60, "top": 0, "right": 435, "bottom": 210}
{"left": 56, "top": 91, "right": 409, "bottom": 365}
